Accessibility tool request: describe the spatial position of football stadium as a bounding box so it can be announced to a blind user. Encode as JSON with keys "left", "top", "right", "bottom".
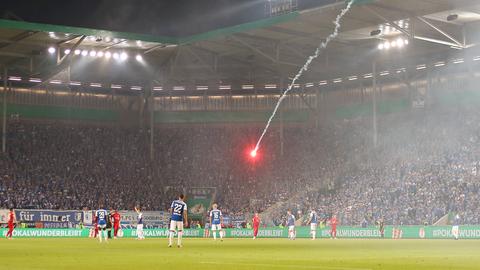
{"left": 1, "top": 0, "right": 480, "bottom": 269}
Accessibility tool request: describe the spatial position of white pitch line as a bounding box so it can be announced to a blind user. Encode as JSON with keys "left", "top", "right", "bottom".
{"left": 200, "top": 261, "right": 372, "bottom": 270}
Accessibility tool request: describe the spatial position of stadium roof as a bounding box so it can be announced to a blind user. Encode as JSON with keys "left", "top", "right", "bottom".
{"left": 0, "top": 0, "right": 479, "bottom": 94}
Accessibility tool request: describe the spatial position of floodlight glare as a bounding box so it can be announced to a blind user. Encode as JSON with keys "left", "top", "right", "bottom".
{"left": 120, "top": 52, "right": 128, "bottom": 61}
{"left": 48, "top": 47, "right": 56, "bottom": 54}
{"left": 89, "top": 50, "right": 97, "bottom": 57}
{"left": 397, "top": 38, "right": 404, "bottom": 47}
{"left": 81, "top": 50, "right": 88, "bottom": 56}
{"left": 105, "top": 51, "right": 112, "bottom": 59}
{"left": 135, "top": 54, "right": 143, "bottom": 61}
{"left": 74, "top": 49, "right": 81, "bottom": 55}
{"left": 64, "top": 49, "right": 71, "bottom": 55}
{"left": 97, "top": 51, "right": 104, "bottom": 57}
{"left": 378, "top": 43, "right": 384, "bottom": 50}
{"left": 113, "top": 52, "right": 120, "bottom": 60}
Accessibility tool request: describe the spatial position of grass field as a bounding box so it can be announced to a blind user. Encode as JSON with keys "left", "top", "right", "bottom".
{"left": 1, "top": 238, "right": 480, "bottom": 270}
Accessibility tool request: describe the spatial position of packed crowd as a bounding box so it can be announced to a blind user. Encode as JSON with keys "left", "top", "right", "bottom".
{"left": 1, "top": 102, "right": 480, "bottom": 226}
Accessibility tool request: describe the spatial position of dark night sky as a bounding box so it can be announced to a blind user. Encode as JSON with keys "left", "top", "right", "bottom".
{"left": 1, "top": 0, "right": 338, "bottom": 37}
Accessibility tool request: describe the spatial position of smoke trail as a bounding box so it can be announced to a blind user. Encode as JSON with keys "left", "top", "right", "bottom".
{"left": 253, "top": 0, "right": 355, "bottom": 153}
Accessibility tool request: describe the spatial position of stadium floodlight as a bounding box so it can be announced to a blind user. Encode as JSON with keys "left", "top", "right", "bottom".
{"left": 120, "top": 52, "right": 128, "bottom": 61}
{"left": 105, "top": 51, "right": 112, "bottom": 59}
{"left": 97, "top": 51, "right": 104, "bottom": 57}
{"left": 384, "top": 42, "right": 391, "bottom": 50}
{"left": 135, "top": 54, "right": 143, "bottom": 62}
{"left": 378, "top": 43, "right": 384, "bottom": 50}
{"left": 333, "top": 78, "right": 342, "bottom": 83}
{"left": 105, "top": 37, "right": 111, "bottom": 42}
{"left": 64, "top": 49, "right": 71, "bottom": 55}
{"left": 89, "top": 50, "right": 97, "bottom": 57}
{"left": 81, "top": 50, "right": 88, "bottom": 56}
{"left": 8, "top": 76, "right": 22, "bottom": 81}
{"left": 416, "top": 64, "right": 426, "bottom": 70}
{"left": 113, "top": 38, "right": 119, "bottom": 43}
{"left": 48, "top": 47, "right": 56, "bottom": 54}
{"left": 74, "top": 49, "right": 81, "bottom": 55}
{"left": 29, "top": 78, "right": 42, "bottom": 83}
{"left": 112, "top": 52, "right": 120, "bottom": 60}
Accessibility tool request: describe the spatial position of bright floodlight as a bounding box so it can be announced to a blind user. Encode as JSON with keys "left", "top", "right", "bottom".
{"left": 105, "top": 37, "right": 111, "bottom": 42}
{"left": 391, "top": 40, "right": 397, "bottom": 47}
{"left": 74, "top": 49, "right": 81, "bottom": 55}
{"left": 105, "top": 51, "right": 112, "bottom": 59}
{"left": 113, "top": 52, "right": 120, "bottom": 60}
{"left": 81, "top": 50, "right": 88, "bottom": 56}
{"left": 405, "top": 39, "right": 409, "bottom": 45}
{"left": 89, "top": 50, "right": 97, "bottom": 57}
{"left": 97, "top": 51, "right": 104, "bottom": 57}
{"left": 120, "top": 52, "right": 128, "bottom": 61}
{"left": 250, "top": 150, "right": 257, "bottom": 158}
{"left": 397, "top": 38, "right": 405, "bottom": 48}
{"left": 378, "top": 43, "right": 384, "bottom": 50}
{"left": 135, "top": 54, "right": 143, "bottom": 61}
{"left": 384, "top": 42, "right": 391, "bottom": 50}
{"left": 48, "top": 47, "right": 56, "bottom": 54}
{"left": 64, "top": 49, "right": 71, "bottom": 55}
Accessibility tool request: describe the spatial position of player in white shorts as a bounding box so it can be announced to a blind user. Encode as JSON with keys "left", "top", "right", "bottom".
{"left": 307, "top": 209, "right": 318, "bottom": 240}
{"left": 135, "top": 206, "right": 144, "bottom": 240}
{"left": 209, "top": 203, "right": 223, "bottom": 241}
{"left": 286, "top": 210, "right": 296, "bottom": 240}
{"left": 169, "top": 194, "right": 188, "bottom": 247}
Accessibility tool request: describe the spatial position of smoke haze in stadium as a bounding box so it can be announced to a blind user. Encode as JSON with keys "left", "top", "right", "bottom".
{"left": 1, "top": 0, "right": 340, "bottom": 37}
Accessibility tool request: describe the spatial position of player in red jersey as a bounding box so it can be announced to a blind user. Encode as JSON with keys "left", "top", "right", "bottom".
{"left": 6, "top": 208, "right": 16, "bottom": 239}
{"left": 93, "top": 215, "right": 99, "bottom": 239}
{"left": 252, "top": 212, "right": 260, "bottom": 240}
{"left": 111, "top": 210, "right": 121, "bottom": 239}
{"left": 329, "top": 214, "right": 338, "bottom": 239}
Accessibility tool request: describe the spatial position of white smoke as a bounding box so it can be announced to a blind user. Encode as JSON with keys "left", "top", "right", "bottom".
{"left": 254, "top": 0, "right": 355, "bottom": 153}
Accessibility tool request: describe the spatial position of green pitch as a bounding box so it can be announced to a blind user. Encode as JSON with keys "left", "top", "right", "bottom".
{"left": 1, "top": 238, "right": 480, "bottom": 270}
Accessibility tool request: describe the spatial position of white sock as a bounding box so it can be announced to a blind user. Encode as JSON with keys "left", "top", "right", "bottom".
{"left": 103, "top": 230, "right": 108, "bottom": 241}
{"left": 213, "top": 231, "right": 217, "bottom": 240}
{"left": 98, "top": 231, "right": 102, "bottom": 242}
{"left": 178, "top": 231, "right": 183, "bottom": 246}
{"left": 220, "top": 231, "right": 223, "bottom": 239}
{"left": 169, "top": 231, "right": 174, "bottom": 246}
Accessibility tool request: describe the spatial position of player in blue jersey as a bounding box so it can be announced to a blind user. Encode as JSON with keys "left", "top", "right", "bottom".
{"left": 169, "top": 194, "right": 188, "bottom": 248}
{"left": 209, "top": 203, "right": 223, "bottom": 241}
{"left": 306, "top": 209, "right": 318, "bottom": 240}
{"left": 95, "top": 205, "right": 108, "bottom": 243}
{"left": 286, "top": 210, "right": 296, "bottom": 240}
{"left": 135, "top": 206, "right": 145, "bottom": 240}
